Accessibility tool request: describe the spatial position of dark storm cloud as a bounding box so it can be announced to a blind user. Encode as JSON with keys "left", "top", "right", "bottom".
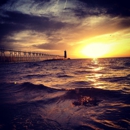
{"left": 0, "top": 0, "right": 20, "bottom": 8}
{"left": 0, "top": 0, "right": 9, "bottom": 6}
{"left": 1, "top": 10, "right": 66, "bottom": 32}
{"left": 33, "top": 42, "right": 71, "bottom": 50}
{"left": 0, "top": 39, "right": 19, "bottom": 50}
{"left": 76, "top": 0, "right": 130, "bottom": 17}
{"left": 33, "top": 43, "right": 60, "bottom": 50}
{"left": 0, "top": 10, "right": 69, "bottom": 49}
{"left": 0, "top": 18, "right": 26, "bottom": 49}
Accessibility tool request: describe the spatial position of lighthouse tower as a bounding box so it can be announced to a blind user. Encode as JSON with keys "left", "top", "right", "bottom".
{"left": 64, "top": 50, "right": 67, "bottom": 59}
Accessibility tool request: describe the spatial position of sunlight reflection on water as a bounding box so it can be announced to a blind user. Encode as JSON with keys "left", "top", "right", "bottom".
{"left": 85, "top": 58, "right": 106, "bottom": 89}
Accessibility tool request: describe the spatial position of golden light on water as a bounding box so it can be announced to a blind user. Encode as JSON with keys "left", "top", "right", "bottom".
{"left": 85, "top": 58, "right": 105, "bottom": 89}
{"left": 81, "top": 43, "right": 111, "bottom": 58}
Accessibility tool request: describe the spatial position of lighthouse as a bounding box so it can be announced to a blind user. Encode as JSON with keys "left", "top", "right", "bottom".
{"left": 64, "top": 50, "right": 67, "bottom": 59}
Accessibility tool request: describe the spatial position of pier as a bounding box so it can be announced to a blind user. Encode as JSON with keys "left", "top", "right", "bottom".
{"left": 0, "top": 49, "right": 64, "bottom": 63}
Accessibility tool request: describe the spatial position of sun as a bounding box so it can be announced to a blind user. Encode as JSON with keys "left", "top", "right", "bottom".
{"left": 81, "top": 43, "right": 110, "bottom": 58}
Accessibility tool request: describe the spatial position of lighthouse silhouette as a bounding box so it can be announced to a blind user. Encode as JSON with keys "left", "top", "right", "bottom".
{"left": 64, "top": 50, "right": 67, "bottom": 59}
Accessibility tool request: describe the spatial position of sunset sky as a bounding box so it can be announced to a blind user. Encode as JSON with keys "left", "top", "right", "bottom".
{"left": 0, "top": 0, "right": 130, "bottom": 58}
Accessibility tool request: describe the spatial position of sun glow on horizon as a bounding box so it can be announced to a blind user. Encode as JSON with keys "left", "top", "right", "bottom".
{"left": 81, "top": 43, "right": 111, "bottom": 58}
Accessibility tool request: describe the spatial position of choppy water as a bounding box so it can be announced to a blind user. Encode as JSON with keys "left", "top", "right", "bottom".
{"left": 0, "top": 58, "right": 130, "bottom": 130}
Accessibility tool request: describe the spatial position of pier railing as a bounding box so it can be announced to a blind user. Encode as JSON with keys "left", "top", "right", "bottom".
{"left": 0, "top": 49, "right": 64, "bottom": 63}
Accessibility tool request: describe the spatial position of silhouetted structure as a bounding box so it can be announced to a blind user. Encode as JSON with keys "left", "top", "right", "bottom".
{"left": 64, "top": 50, "right": 67, "bottom": 59}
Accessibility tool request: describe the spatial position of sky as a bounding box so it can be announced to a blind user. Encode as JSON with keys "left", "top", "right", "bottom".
{"left": 0, "top": 0, "right": 130, "bottom": 58}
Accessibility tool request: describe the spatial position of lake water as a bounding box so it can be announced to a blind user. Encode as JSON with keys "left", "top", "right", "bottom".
{"left": 0, "top": 58, "right": 130, "bottom": 130}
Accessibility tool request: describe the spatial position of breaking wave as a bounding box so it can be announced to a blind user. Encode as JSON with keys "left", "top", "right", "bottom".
{"left": 0, "top": 82, "right": 130, "bottom": 130}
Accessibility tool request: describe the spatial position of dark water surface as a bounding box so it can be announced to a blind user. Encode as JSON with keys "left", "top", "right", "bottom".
{"left": 0, "top": 58, "right": 130, "bottom": 130}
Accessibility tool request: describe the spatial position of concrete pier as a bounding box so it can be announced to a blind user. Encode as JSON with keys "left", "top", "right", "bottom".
{"left": 0, "top": 49, "right": 64, "bottom": 63}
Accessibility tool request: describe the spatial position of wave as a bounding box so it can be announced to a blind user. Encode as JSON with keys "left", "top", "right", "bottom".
{"left": 74, "top": 69, "right": 106, "bottom": 75}
{"left": 0, "top": 78, "right": 129, "bottom": 99}
{"left": 124, "top": 59, "right": 130, "bottom": 67}
{"left": 63, "top": 87, "right": 123, "bottom": 99}
{"left": 3, "top": 81, "right": 125, "bottom": 99}
{"left": 0, "top": 82, "right": 60, "bottom": 104}
{"left": 109, "top": 66, "right": 125, "bottom": 70}
{"left": 100, "top": 76, "right": 129, "bottom": 83}
{"left": 57, "top": 74, "right": 74, "bottom": 78}
{"left": 0, "top": 82, "right": 125, "bottom": 102}
{"left": 74, "top": 70, "right": 92, "bottom": 75}
{"left": 0, "top": 82, "right": 130, "bottom": 130}
{"left": 127, "top": 74, "right": 130, "bottom": 79}
{"left": 25, "top": 74, "right": 48, "bottom": 78}
{"left": 64, "top": 81, "right": 92, "bottom": 89}
{"left": 124, "top": 62, "right": 130, "bottom": 67}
